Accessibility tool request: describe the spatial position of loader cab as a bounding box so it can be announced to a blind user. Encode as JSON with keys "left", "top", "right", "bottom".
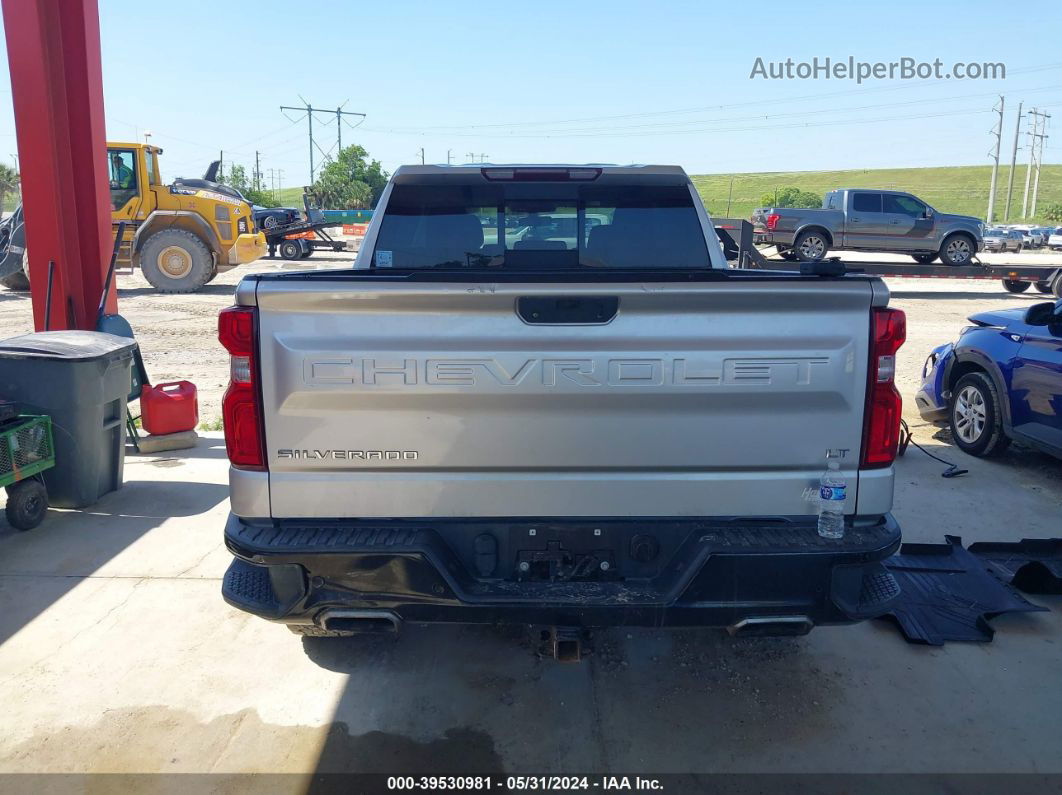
{"left": 108, "top": 143, "right": 161, "bottom": 219}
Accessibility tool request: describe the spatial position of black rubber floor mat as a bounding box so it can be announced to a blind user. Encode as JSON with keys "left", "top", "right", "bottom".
{"left": 879, "top": 535, "right": 1048, "bottom": 645}
{"left": 968, "top": 538, "right": 1062, "bottom": 594}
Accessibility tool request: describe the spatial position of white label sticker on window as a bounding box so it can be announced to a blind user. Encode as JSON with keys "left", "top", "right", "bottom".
{"left": 375, "top": 250, "right": 393, "bottom": 267}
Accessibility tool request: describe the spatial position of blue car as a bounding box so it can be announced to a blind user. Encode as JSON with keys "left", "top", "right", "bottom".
{"left": 916, "top": 299, "right": 1062, "bottom": 459}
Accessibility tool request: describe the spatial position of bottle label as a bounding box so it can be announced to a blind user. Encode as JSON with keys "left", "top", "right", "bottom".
{"left": 820, "top": 485, "right": 846, "bottom": 501}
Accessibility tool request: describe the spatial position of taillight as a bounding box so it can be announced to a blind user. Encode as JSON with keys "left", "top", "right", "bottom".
{"left": 861, "top": 307, "right": 906, "bottom": 468}
{"left": 766, "top": 213, "right": 780, "bottom": 230}
{"left": 218, "top": 305, "right": 265, "bottom": 470}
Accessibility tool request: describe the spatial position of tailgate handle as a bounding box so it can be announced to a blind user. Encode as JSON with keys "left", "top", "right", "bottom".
{"left": 517, "top": 296, "right": 619, "bottom": 325}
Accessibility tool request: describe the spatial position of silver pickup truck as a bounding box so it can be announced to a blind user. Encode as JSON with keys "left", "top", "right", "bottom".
{"left": 219, "top": 164, "right": 906, "bottom": 650}
{"left": 753, "top": 188, "right": 984, "bottom": 265}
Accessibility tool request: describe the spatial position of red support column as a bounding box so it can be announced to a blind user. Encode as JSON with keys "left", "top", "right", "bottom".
{"left": 2, "top": 0, "right": 116, "bottom": 331}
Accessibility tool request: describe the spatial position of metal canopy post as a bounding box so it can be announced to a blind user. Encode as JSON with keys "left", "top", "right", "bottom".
{"left": 2, "top": 0, "right": 115, "bottom": 330}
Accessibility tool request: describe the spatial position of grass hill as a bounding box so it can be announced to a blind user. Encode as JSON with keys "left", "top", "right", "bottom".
{"left": 690, "top": 164, "right": 1062, "bottom": 223}
{"left": 272, "top": 186, "right": 308, "bottom": 208}
{"left": 268, "top": 165, "right": 1062, "bottom": 225}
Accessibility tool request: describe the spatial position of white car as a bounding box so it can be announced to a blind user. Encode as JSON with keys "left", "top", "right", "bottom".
{"left": 1014, "top": 226, "right": 1044, "bottom": 248}
{"left": 1048, "top": 228, "right": 1062, "bottom": 251}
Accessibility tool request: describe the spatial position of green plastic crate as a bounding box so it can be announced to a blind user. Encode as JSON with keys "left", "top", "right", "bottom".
{"left": 0, "top": 415, "right": 56, "bottom": 489}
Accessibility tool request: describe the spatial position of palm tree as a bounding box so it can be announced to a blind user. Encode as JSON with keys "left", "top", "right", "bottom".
{"left": 0, "top": 163, "right": 20, "bottom": 215}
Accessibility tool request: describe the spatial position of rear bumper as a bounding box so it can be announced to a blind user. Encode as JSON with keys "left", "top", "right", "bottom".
{"left": 915, "top": 390, "right": 948, "bottom": 422}
{"left": 753, "top": 231, "right": 787, "bottom": 246}
{"left": 916, "top": 344, "right": 953, "bottom": 423}
{"left": 222, "top": 513, "right": 902, "bottom": 632}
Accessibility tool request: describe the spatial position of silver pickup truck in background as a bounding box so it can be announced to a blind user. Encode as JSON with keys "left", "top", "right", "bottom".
{"left": 219, "top": 164, "right": 906, "bottom": 652}
{"left": 753, "top": 188, "right": 984, "bottom": 265}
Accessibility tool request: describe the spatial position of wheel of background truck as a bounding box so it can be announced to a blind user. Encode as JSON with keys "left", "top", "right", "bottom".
{"left": 1034, "top": 281, "right": 1052, "bottom": 294}
{"left": 298, "top": 240, "right": 313, "bottom": 259}
{"left": 948, "top": 372, "right": 1010, "bottom": 458}
{"left": 0, "top": 249, "right": 30, "bottom": 291}
{"left": 139, "top": 229, "right": 213, "bottom": 293}
{"left": 0, "top": 268, "right": 29, "bottom": 291}
{"left": 793, "top": 229, "right": 829, "bottom": 262}
{"left": 279, "top": 240, "right": 301, "bottom": 260}
{"left": 940, "top": 233, "right": 975, "bottom": 266}
{"left": 4, "top": 479, "right": 48, "bottom": 531}
{"left": 1002, "top": 279, "right": 1030, "bottom": 293}
{"left": 1053, "top": 275, "right": 1062, "bottom": 299}
{"left": 912, "top": 253, "right": 938, "bottom": 264}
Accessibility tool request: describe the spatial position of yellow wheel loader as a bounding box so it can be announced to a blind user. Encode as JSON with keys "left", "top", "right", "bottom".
{"left": 0, "top": 143, "right": 266, "bottom": 294}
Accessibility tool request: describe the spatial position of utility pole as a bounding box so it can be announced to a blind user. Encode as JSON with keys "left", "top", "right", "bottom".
{"left": 218, "top": 150, "right": 224, "bottom": 182}
{"left": 986, "top": 96, "right": 1004, "bottom": 224}
{"left": 1004, "top": 101, "right": 1023, "bottom": 223}
{"left": 1031, "top": 111, "right": 1050, "bottom": 218}
{"left": 280, "top": 100, "right": 366, "bottom": 183}
{"left": 447, "top": 149, "right": 453, "bottom": 165}
{"left": 254, "top": 151, "right": 262, "bottom": 191}
{"left": 418, "top": 147, "right": 425, "bottom": 165}
{"left": 726, "top": 177, "right": 735, "bottom": 217}
{"left": 1022, "top": 109, "right": 1040, "bottom": 218}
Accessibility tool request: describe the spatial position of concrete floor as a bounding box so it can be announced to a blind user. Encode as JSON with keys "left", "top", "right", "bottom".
{"left": 1, "top": 279, "right": 1061, "bottom": 783}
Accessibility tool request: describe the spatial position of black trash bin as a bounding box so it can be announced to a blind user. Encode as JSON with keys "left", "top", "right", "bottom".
{"left": 0, "top": 331, "right": 138, "bottom": 508}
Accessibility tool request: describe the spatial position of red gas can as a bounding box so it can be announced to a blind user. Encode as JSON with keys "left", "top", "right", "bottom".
{"left": 140, "top": 381, "right": 199, "bottom": 436}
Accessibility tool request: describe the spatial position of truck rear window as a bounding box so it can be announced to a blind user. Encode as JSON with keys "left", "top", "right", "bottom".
{"left": 371, "top": 183, "right": 709, "bottom": 270}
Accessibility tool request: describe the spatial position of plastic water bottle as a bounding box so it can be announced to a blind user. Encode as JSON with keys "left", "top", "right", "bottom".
{"left": 817, "top": 460, "right": 846, "bottom": 539}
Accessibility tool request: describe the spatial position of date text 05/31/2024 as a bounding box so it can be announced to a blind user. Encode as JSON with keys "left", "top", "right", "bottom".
{"left": 386, "top": 776, "right": 665, "bottom": 791}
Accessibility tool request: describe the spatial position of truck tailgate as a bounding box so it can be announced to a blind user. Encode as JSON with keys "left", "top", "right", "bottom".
{"left": 254, "top": 277, "right": 878, "bottom": 519}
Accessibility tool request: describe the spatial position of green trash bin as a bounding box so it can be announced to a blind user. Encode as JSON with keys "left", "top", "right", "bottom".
{"left": 0, "top": 331, "right": 138, "bottom": 508}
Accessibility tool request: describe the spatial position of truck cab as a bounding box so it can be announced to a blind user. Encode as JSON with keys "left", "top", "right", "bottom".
{"left": 107, "top": 143, "right": 266, "bottom": 292}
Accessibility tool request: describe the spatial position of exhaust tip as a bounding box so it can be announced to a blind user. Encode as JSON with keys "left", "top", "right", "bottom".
{"left": 727, "top": 616, "right": 813, "bottom": 638}
{"left": 319, "top": 609, "right": 402, "bottom": 635}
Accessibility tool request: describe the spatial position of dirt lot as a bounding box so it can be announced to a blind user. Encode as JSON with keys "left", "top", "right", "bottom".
{"left": 1, "top": 250, "right": 1061, "bottom": 784}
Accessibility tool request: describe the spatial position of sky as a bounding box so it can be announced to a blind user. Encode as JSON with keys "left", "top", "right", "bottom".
{"left": 0, "top": 0, "right": 1060, "bottom": 188}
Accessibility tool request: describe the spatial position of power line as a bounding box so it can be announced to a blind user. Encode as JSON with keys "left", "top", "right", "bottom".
{"left": 1021, "top": 108, "right": 1049, "bottom": 217}
{"left": 1029, "top": 109, "right": 1050, "bottom": 216}
{"left": 357, "top": 63, "right": 1062, "bottom": 133}
{"left": 1004, "top": 101, "right": 1023, "bottom": 222}
{"left": 232, "top": 115, "right": 308, "bottom": 150}
{"left": 279, "top": 100, "right": 366, "bottom": 182}
{"left": 986, "top": 96, "right": 1004, "bottom": 223}
{"left": 366, "top": 83, "right": 1062, "bottom": 137}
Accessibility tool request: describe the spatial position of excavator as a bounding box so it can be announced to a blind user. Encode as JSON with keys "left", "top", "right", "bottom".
{"left": 0, "top": 143, "right": 266, "bottom": 293}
